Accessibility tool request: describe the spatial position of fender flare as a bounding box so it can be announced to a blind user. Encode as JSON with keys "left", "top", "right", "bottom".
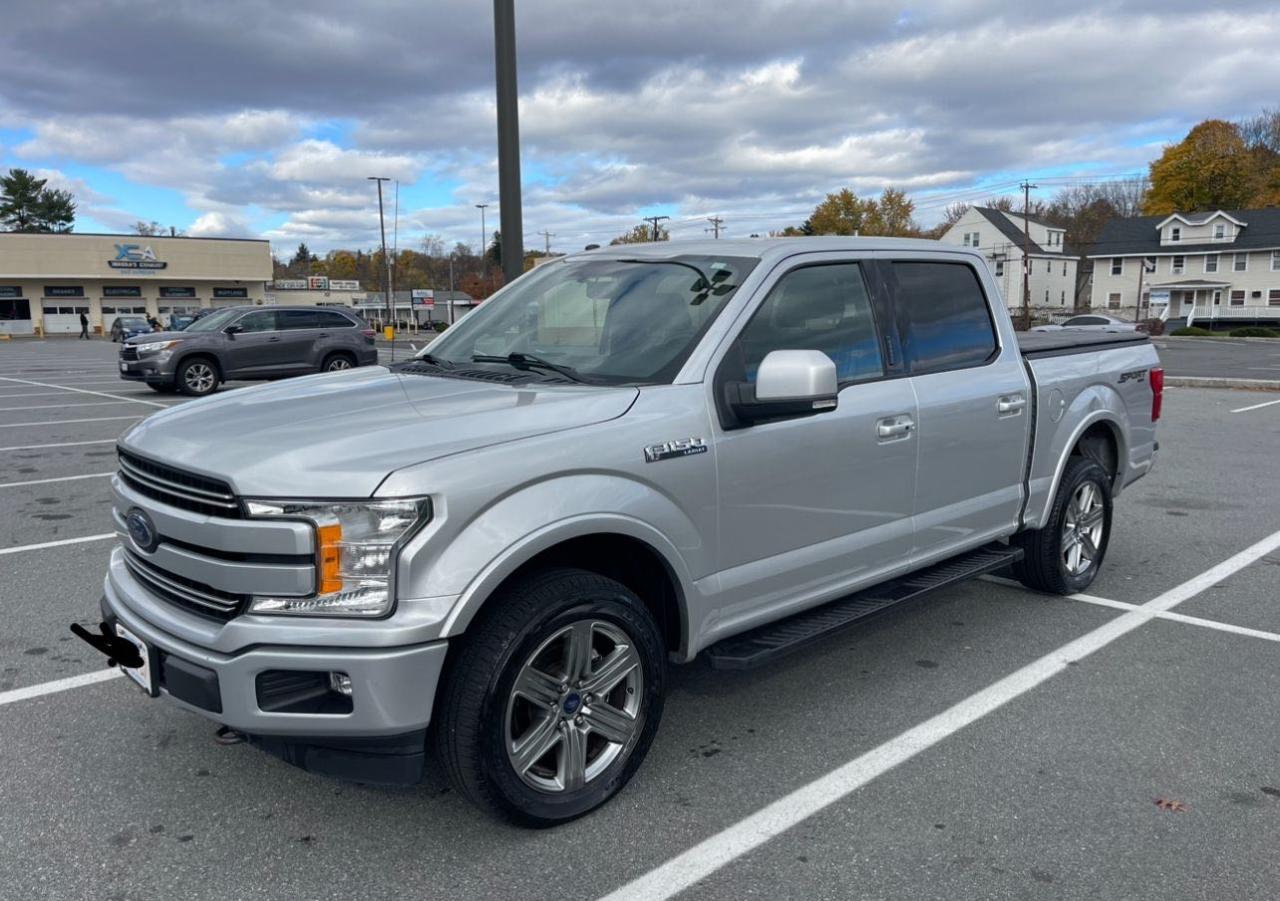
{"left": 1030, "top": 408, "right": 1126, "bottom": 529}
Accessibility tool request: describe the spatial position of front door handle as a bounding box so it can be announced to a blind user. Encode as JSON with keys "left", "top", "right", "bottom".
{"left": 876, "top": 415, "right": 915, "bottom": 440}
{"left": 997, "top": 394, "right": 1026, "bottom": 415}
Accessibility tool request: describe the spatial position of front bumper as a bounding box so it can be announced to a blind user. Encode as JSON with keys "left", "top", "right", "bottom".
{"left": 100, "top": 560, "right": 451, "bottom": 783}
{"left": 118, "top": 355, "right": 175, "bottom": 384}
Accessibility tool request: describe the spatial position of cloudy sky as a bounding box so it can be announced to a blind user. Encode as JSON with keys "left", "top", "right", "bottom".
{"left": 2, "top": 1, "right": 1277, "bottom": 257}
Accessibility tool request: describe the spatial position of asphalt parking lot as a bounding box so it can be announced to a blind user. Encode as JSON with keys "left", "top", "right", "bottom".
{"left": 1, "top": 338, "right": 1278, "bottom": 901}
{"left": 1153, "top": 335, "right": 1280, "bottom": 380}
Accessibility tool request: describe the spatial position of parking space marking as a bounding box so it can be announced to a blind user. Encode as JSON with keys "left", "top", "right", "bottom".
{"left": 596, "top": 527, "right": 1280, "bottom": 901}
{"left": 0, "top": 415, "right": 143, "bottom": 429}
{"left": 0, "top": 472, "right": 113, "bottom": 489}
{"left": 0, "top": 439, "right": 117, "bottom": 452}
{"left": 0, "top": 533, "right": 114, "bottom": 556}
{"left": 0, "top": 376, "right": 168, "bottom": 409}
{"left": 1230, "top": 397, "right": 1280, "bottom": 414}
{"left": 1071, "top": 593, "right": 1280, "bottom": 644}
{"left": 0, "top": 669, "right": 121, "bottom": 708}
{"left": 0, "top": 390, "right": 87, "bottom": 398}
{"left": 0, "top": 400, "right": 150, "bottom": 412}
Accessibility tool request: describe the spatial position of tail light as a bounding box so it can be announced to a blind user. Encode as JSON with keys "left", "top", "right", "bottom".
{"left": 1150, "top": 367, "right": 1164, "bottom": 422}
{"left": 361, "top": 328, "right": 375, "bottom": 338}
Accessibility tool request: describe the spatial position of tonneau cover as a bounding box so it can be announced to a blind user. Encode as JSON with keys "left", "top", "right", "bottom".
{"left": 1017, "top": 329, "right": 1150, "bottom": 358}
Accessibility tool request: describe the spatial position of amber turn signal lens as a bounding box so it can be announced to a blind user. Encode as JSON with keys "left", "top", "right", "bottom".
{"left": 317, "top": 522, "right": 343, "bottom": 594}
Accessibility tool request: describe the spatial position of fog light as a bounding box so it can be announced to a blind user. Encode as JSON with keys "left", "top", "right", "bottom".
{"left": 329, "top": 672, "right": 353, "bottom": 696}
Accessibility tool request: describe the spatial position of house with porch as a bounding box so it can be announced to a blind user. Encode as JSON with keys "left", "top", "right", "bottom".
{"left": 939, "top": 207, "right": 1081, "bottom": 313}
{"left": 1087, "top": 209, "right": 1280, "bottom": 327}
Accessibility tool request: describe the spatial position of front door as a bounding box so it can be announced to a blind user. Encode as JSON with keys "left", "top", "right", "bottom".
{"left": 711, "top": 258, "right": 917, "bottom": 634}
{"left": 885, "top": 259, "right": 1029, "bottom": 563}
{"left": 223, "top": 309, "right": 288, "bottom": 375}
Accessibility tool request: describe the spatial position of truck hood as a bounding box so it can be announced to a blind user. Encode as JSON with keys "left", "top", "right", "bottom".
{"left": 120, "top": 367, "right": 639, "bottom": 497}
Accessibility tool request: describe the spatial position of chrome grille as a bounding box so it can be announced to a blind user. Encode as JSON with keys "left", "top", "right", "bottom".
{"left": 120, "top": 345, "right": 139, "bottom": 361}
{"left": 124, "top": 550, "right": 246, "bottom": 620}
{"left": 117, "top": 449, "right": 241, "bottom": 518}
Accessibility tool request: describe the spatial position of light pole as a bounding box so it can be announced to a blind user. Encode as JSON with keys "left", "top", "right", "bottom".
{"left": 475, "top": 203, "right": 489, "bottom": 272}
{"left": 369, "top": 176, "right": 393, "bottom": 336}
{"left": 493, "top": 0, "right": 524, "bottom": 285}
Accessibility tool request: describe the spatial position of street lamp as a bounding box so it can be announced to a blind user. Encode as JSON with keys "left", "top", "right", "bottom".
{"left": 475, "top": 203, "right": 489, "bottom": 270}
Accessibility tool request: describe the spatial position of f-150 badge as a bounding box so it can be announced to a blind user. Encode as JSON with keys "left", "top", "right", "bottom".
{"left": 644, "top": 437, "right": 708, "bottom": 463}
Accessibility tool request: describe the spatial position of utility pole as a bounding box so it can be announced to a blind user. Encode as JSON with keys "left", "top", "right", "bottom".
{"left": 475, "top": 203, "right": 488, "bottom": 265}
{"left": 369, "top": 176, "right": 393, "bottom": 340}
{"left": 706, "top": 216, "right": 724, "bottom": 239}
{"left": 538, "top": 230, "right": 555, "bottom": 255}
{"left": 1135, "top": 254, "right": 1148, "bottom": 323}
{"left": 493, "top": 0, "right": 524, "bottom": 285}
{"left": 644, "top": 215, "right": 670, "bottom": 242}
{"left": 1020, "top": 180, "right": 1038, "bottom": 331}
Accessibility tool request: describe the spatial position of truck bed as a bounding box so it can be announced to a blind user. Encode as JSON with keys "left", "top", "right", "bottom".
{"left": 1017, "top": 330, "right": 1150, "bottom": 358}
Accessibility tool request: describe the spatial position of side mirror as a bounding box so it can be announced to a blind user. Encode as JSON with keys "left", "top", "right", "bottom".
{"left": 224, "top": 324, "right": 243, "bottom": 336}
{"left": 726, "top": 350, "right": 838, "bottom": 426}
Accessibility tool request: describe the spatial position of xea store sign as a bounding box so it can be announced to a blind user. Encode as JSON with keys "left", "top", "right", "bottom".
{"left": 109, "top": 244, "right": 168, "bottom": 271}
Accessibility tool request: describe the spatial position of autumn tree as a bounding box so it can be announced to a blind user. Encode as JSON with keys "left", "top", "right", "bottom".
{"left": 800, "top": 188, "right": 920, "bottom": 237}
{"left": 610, "top": 223, "right": 668, "bottom": 244}
{"left": 1144, "top": 120, "right": 1256, "bottom": 215}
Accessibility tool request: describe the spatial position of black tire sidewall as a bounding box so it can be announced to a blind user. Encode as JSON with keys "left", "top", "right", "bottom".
{"left": 176, "top": 358, "right": 217, "bottom": 396}
{"left": 323, "top": 353, "right": 354, "bottom": 372}
{"left": 469, "top": 584, "right": 665, "bottom": 825}
{"left": 1049, "top": 458, "right": 1113, "bottom": 592}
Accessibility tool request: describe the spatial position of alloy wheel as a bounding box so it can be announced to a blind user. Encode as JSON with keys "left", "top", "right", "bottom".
{"left": 504, "top": 619, "right": 644, "bottom": 793}
{"left": 183, "top": 362, "right": 216, "bottom": 394}
{"left": 1062, "top": 481, "right": 1105, "bottom": 575}
{"left": 326, "top": 357, "right": 353, "bottom": 371}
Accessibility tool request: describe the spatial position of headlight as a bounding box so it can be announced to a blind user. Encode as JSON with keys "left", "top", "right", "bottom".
{"left": 136, "top": 339, "right": 183, "bottom": 354}
{"left": 245, "top": 497, "right": 430, "bottom": 617}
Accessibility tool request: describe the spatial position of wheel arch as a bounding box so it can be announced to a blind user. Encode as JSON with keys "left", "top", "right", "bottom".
{"left": 1028, "top": 408, "right": 1126, "bottom": 530}
{"left": 173, "top": 350, "right": 224, "bottom": 382}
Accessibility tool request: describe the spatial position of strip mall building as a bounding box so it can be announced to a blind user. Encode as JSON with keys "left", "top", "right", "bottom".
{"left": 0, "top": 232, "right": 272, "bottom": 335}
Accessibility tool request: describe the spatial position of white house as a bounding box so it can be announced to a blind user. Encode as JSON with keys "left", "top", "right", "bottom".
{"left": 1088, "top": 209, "right": 1280, "bottom": 326}
{"left": 939, "top": 207, "right": 1080, "bottom": 313}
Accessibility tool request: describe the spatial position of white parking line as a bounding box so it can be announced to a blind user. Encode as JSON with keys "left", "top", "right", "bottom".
{"left": 0, "top": 439, "right": 117, "bottom": 452}
{"left": 0, "top": 390, "right": 84, "bottom": 398}
{"left": 0, "top": 375, "right": 168, "bottom": 409}
{"left": 1071, "top": 593, "right": 1280, "bottom": 644}
{"left": 0, "top": 400, "right": 145, "bottom": 412}
{"left": 0, "top": 415, "right": 142, "bottom": 429}
{"left": 595, "top": 527, "right": 1280, "bottom": 901}
{"left": 0, "top": 669, "right": 122, "bottom": 707}
{"left": 0, "top": 533, "right": 114, "bottom": 556}
{"left": 0, "top": 472, "right": 113, "bottom": 489}
{"left": 1230, "top": 397, "right": 1280, "bottom": 414}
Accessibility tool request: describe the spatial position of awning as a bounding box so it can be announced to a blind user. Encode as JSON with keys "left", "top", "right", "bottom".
{"left": 1147, "top": 280, "right": 1230, "bottom": 290}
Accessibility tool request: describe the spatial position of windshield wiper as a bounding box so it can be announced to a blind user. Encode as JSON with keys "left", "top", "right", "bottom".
{"left": 410, "top": 353, "right": 454, "bottom": 369}
{"left": 471, "top": 352, "right": 587, "bottom": 383}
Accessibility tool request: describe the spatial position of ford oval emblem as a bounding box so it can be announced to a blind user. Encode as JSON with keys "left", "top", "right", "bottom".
{"left": 125, "top": 507, "right": 159, "bottom": 553}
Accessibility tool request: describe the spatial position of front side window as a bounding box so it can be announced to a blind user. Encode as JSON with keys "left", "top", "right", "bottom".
{"left": 733, "top": 263, "right": 883, "bottom": 385}
{"left": 236, "top": 310, "right": 279, "bottom": 332}
{"left": 893, "top": 262, "right": 997, "bottom": 373}
{"left": 426, "top": 255, "right": 757, "bottom": 384}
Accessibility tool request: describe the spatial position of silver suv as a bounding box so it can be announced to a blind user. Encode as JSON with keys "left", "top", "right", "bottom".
{"left": 118, "top": 305, "right": 378, "bottom": 396}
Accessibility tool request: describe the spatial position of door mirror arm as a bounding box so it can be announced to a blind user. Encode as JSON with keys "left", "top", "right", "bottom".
{"left": 224, "top": 324, "right": 242, "bottom": 337}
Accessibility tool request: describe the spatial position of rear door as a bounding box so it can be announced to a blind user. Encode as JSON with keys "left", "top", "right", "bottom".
{"left": 711, "top": 256, "right": 918, "bottom": 625}
{"left": 883, "top": 257, "right": 1030, "bottom": 564}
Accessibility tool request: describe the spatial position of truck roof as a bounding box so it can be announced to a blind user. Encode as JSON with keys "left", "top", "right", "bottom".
{"left": 573, "top": 236, "right": 981, "bottom": 266}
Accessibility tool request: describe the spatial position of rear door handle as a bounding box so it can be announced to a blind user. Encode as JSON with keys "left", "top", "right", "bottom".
{"left": 267, "top": 336, "right": 281, "bottom": 342}
{"left": 876, "top": 415, "right": 915, "bottom": 441}
{"left": 997, "top": 394, "right": 1026, "bottom": 415}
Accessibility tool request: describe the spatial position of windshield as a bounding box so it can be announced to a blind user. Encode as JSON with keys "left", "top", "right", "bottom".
{"left": 423, "top": 255, "right": 758, "bottom": 383}
{"left": 119, "top": 318, "right": 148, "bottom": 327}
{"left": 182, "top": 307, "right": 243, "bottom": 332}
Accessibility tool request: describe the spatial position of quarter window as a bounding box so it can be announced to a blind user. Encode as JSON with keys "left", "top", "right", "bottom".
{"left": 734, "top": 263, "right": 883, "bottom": 385}
{"left": 892, "top": 262, "right": 997, "bottom": 373}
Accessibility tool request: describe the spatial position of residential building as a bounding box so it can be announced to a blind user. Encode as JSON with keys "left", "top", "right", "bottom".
{"left": 1088, "top": 209, "right": 1280, "bottom": 326}
{"left": 939, "top": 207, "right": 1080, "bottom": 314}
{"left": 0, "top": 232, "right": 271, "bottom": 336}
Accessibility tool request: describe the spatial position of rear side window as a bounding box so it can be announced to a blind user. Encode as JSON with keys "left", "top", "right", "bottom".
{"left": 892, "top": 262, "right": 997, "bottom": 373}
{"left": 734, "top": 263, "right": 883, "bottom": 385}
{"left": 279, "top": 309, "right": 357, "bottom": 329}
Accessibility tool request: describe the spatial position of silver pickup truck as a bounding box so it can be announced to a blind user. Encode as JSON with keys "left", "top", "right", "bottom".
{"left": 92, "top": 238, "right": 1161, "bottom": 825}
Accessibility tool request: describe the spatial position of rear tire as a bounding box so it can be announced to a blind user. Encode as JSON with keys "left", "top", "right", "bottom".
{"left": 1012, "top": 456, "right": 1113, "bottom": 594}
{"left": 321, "top": 352, "right": 356, "bottom": 372}
{"left": 175, "top": 357, "right": 219, "bottom": 397}
{"left": 433, "top": 567, "right": 666, "bottom": 826}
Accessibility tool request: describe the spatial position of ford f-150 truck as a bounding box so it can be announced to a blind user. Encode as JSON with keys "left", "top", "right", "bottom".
{"left": 90, "top": 237, "right": 1161, "bottom": 826}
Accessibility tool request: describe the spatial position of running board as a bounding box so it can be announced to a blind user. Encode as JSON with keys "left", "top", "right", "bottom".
{"left": 705, "top": 544, "right": 1024, "bottom": 671}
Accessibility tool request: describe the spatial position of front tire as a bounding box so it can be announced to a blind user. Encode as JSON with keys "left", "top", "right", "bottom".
{"left": 175, "top": 357, "right": 219, "bottom": 397}
{"left": 146, "top": 382, "right": 177, "bottom": 393}
{"left": 433, "top": 568, "right": 666, "bottom": 826}
{"left": 1013, "top": 456, "right": 1113, "bottom": 594}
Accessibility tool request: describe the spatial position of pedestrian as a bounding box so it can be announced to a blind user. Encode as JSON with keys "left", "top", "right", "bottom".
{"left": 79, "top": 310, "right": 90, "bottom": 340}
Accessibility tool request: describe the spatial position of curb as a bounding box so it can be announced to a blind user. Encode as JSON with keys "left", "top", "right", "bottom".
{"left": 1156, "top": 336, "right": 1280, "bottom": 344}
{"left": 1166, "top": 376, "right": 1280, "bottom": 391}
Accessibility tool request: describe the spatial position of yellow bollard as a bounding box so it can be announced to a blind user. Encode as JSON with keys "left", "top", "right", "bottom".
{"left": 383, "top": 326, "right": 395, "bottom": 341}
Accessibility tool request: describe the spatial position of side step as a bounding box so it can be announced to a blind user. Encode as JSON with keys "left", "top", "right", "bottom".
{"left": 705, "top": 543, "right": 1024, "bottom": 671}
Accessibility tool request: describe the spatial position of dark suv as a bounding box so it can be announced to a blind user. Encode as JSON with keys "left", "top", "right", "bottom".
{"left": 118, "top": 305, "right": 378, "bottom": 396}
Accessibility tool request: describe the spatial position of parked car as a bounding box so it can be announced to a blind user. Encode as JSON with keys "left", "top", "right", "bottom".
{"left": 109, "top": 317, "right": 152, "bottom": 342}
{"left": 90, "top": 239, "right": 1161, "bottom": 825}
{"left": 168, "top": 314, "right": 196, "bottom": 331}
{"left": 117, "top": 305, "right": 378, "bottom": 396}
{"left": 1032, "top": 314, "right": 1146, "bottom": 333}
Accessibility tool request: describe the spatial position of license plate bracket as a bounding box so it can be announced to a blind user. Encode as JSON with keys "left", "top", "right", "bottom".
{"left": 114, "top": 622, "right": 158, "bottom": 697}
